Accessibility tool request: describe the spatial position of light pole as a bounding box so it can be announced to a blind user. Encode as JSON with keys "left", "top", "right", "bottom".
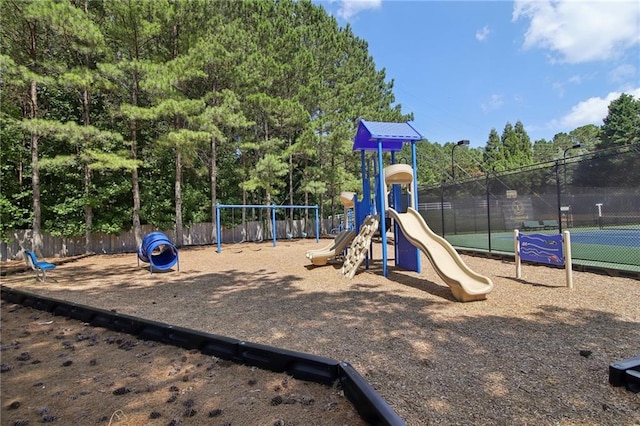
{"left": 450, "top": 140, "right": 469, "bottom": 236}
{"left": 563, "top": 143, "right": 583, "bottom": 185}
{"left": 558, "top": 143, "right": 583, "bottom": 233}
{"left": 451, "top": 139, "right": 470, "bottom": 181}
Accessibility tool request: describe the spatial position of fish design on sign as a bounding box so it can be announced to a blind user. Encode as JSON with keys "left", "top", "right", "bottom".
{"left": 519, "top": 234, "right": 564, "bottom": 266}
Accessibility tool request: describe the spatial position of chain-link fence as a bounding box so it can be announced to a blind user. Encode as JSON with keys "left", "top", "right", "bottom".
{"left": 418, "top": 144, "right": 640, "bottom": 274}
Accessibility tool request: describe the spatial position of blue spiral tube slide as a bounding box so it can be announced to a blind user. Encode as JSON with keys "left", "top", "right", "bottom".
{"left": 137, "top": 232, "right": 179, "bottom": 273}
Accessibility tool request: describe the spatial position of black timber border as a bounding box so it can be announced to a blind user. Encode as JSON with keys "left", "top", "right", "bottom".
{"left": 609, "top": 355, "right": 640, "bottom": 393}
{"left": 1, "top": 286, "right": 405, "bottom": 426}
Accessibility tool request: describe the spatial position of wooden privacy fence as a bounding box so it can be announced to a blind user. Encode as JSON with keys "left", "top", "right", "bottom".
{"left": 1, "top": 218, "right": 335, "bottom": 261}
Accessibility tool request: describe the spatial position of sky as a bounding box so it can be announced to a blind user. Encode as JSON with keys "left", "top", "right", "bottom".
{"left": 313, "top": 0, "right": 640, "bottom": 147}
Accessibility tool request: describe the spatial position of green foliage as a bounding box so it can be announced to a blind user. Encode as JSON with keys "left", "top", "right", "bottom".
{"left": 600, "top": 93, "right": 640, "bottom": 148}
{"left": 1, "top": 0, "right": 636, "bottom": 243}
{"left": 483, "top": 129, "right": 505, "bottom": 171}
{"left": 0, "top": 192, "right": 31, "bottom": 242}
{"left": 532, "top": 139, "right": 556, "bottom": 163}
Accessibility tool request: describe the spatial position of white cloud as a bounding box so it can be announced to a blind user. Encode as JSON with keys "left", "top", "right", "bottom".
{"left": 513, "top": 0, "right": 640, "bottom": 63}
{"left": 552, "top": 81, "right": 565, "bottom": 97}
{"left": 337, "top": 0, "right": 382, "bottom": 21}
{"left": 567, "top": 75, "right": 582, "bottom": 85}
{"left": 557, "top": 88, "right": 640, "bottom": 128}
{"left": 481, "top": 94, "right": 504, "bottom": 112}
{"left": 608, "top": 64, "right": 638, "bottom": 85}
{"left": 476, "top": 25, "right": 490, "bottom": 42}
{"left": 552, "top": 74, "right": 585, "bottom": 97}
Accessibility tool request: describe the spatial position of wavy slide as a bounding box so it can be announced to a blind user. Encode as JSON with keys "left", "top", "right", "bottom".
{"left": 306, "top": 230, "right": 356, "bottom": 266}
{"left": 387, "top": 208, "right": 494, "bottom": 302}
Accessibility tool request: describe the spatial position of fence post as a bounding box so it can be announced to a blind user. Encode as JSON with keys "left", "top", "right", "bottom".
{"left": 564, "top": 231, "right": 573, "bottom": 289}
{"left": 555, "top": 160, "right": 563, "bottom": 234}
{"left": 486, "top": 172, "right": 492, "bottom": 252}
{"left": 514, "top": 230, "right": 521, "bottom": 278}
{"left": 440, "top": 181, "right": 445, "bottom": 238}
{"left": 452, "top": 181, "right": 458, "bottom": 235}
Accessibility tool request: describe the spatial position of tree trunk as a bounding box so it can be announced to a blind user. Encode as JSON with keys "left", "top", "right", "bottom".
{"left": 330, "top": 150, "right": 336, "bottom": 229}
{"left": 242, "top": 188, "right": 247, "bottom": 240}
{"left": 131, "top": 123, "right": 142, "bottom": 247}
{"left": 304, "top": 189, "right": 309, "bottom": 235}
{"left": 288, "top": 140, "right": 293, "bottom": 233}
{"left": 175, "top": 149, "right": 183, "bottom": 247}
{"left": 30, "top": 125, "right": 42, "bottom": 256}
{"left": 210, "top": 136, "right": 217, "bottom": 242}
{"left": 84, "top": 163, "right": 92, "bottom": 253}
{"left": 172, "top": 22, "right": 183, "bottom": 247}
{"left": 82, "top": 82, "right": 92, "bottom": 253}
{"left": 29, "top": 23, "right": 43, "bottom": 256}
{"left": 265, "top": 190, "right": 272, "bottom": 239}
{"left": 130, "top": 29, "right": 142, "bottom": 247}
{"left": 319, "top": 194, "right": 324, "bottom": 234}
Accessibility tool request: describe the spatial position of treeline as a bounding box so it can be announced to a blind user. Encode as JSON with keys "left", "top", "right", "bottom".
{"left": 408, "top": 92, "right": 639, "bottom": 186}
{"left": 1, "top": 0, "right": 638, "bottom": 255}
{"left": 1, "top": 0, "right": 411, "bottom": 252}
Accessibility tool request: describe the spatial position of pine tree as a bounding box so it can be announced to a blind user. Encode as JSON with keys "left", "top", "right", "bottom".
{"left": 600, "top": 93, "right": 640, "bottom": 148}
{"left": 100, "top": 0, "right": 164, "bottom": 246}
{"left": 483, "top": 129, "right": 504, "bottom": 171}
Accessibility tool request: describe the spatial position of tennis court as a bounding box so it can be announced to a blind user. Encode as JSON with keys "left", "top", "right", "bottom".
{"left": 417, "top": 145, "right": 640, "bottom": 276}
{"left": 445, "top": 227, "right": 640, "bottom": 273}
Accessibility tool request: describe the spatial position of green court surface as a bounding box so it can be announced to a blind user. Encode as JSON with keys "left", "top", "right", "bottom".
{"left": 444, "top": 227, "right": 640, "bottom": 274}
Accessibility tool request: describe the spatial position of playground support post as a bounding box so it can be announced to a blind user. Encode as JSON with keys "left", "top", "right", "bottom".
{"left": 377, "top": 139, "right": 388, "bottom": 277}
{"left": 410, "top": 140, "right": 421, "bottom": 272}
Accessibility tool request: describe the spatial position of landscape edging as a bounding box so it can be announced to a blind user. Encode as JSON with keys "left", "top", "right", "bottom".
{"left": 0, "top": 286, "right": 406, "bottom": 426}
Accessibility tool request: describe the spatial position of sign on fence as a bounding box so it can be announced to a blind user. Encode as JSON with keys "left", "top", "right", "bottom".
{"left": 514, "top": 230, "right": 573, "bottom": 288}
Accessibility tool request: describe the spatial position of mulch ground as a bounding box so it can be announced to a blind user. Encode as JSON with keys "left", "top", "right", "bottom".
{"left": 2, "top": 239, "right": 640, "bottom": 425}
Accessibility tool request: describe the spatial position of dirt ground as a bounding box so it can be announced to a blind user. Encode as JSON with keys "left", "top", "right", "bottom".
{"left": 0, "top": 300, "right": 364, "bottom": 426}
{"left": 1, "top": 239, "right": 639, "bottom": 425}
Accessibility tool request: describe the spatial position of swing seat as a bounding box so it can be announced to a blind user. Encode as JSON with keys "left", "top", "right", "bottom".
{"left": 23, "top": 250, "right": 56, "bottom": 282}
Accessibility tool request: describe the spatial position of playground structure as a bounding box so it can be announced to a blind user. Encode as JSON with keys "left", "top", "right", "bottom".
{"left": 305, "top": 193, "right": 356, "bottom": 265}
{"left": 306, "top": 230, "right": 356, "bottom": 266}
{"left": 343, "top": 120, "right": 494, "bottom": 302}
{"left": 216, "top": 204, "right": 319, "bottom": 253}
{"left": 341, "top": 215, "right": 380, "bottom": 279}
{"left": 137, "top": 232, "right": 179, "bottom": 274}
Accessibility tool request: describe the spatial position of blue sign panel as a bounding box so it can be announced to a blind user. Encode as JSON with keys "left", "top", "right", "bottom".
{"left": 519, "top": 233, "right": 565, "bottom": 266}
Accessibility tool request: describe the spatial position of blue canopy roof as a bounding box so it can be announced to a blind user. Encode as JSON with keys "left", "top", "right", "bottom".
{"left": 353, "top": 120, "right": 424, "bottom": 152}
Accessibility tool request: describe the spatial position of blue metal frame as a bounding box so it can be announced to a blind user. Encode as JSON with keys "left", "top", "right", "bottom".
{"left": 352, "top": 120, "right": 424, "bottom": 277}
{"left": 216, "top": 204, "right": 319, "bottom": 253}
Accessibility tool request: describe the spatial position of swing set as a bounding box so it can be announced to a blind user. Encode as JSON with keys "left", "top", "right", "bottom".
{"left": 215, "top": 203, "right": 319, "bottom": 253}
